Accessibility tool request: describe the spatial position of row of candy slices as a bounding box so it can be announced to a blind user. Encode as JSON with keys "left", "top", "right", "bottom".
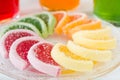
{"left": 54, "top": 11, "right": 101, "bottom": 38}
{"left": 51, "top": 27, "right": 116, "bottom": 72}
{"left": 0, "top": 27, "right": 116, "bottom": 77}
{"left": 0, "top": 12, "right": 56, "bottom": 38}
{"left": 0, "top": 11, "right": 116, "bottom": 77}
{"left": 0, "top": 29, "right": 61, "bottom": 77}
{"left": 52, "top": 11, "right": 116, "bottom": 73}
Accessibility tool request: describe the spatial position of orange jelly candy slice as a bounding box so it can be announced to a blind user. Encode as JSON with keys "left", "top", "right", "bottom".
{"left": 68, "top": 19, "right": 102, "bottom": 38}
{"left": 63, "top": 13, "right": 87, "bottom": 35}
{"left": 53, "top": 11, "right": 69, "bottom": 35}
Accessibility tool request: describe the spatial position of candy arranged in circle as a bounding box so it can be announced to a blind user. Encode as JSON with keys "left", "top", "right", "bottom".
{"left": 0, "top": 11, "right": 117, "bottom": 77}
{"left": 0, "top": 29, "right": 38, "bottom": 58}
{"left": 9, "top": 36, "right": 41, "bottom": 70}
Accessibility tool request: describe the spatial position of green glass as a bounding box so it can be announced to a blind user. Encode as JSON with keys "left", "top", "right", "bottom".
{"left": 94, "top": 0, "right": 120, "bottom": 26}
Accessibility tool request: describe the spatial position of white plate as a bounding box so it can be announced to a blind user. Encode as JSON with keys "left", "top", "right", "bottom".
{"left": 0, "top": 12, "right": 120, "bottom": 80}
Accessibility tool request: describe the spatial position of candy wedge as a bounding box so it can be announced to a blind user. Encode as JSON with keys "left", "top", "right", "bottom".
{"left": 63, "top": 13, "right": 87, "bottom": 35}
{"left": 28, "top": 41, "right": 61, "bottom": 76}
{"left": 0, "top": 29, "right": 38, "bottom": 58}
{"left": 67, "top": 41, "right": 112, "bottom": 62}
{"left": 36, "top": 12, "right": 57, "bottom": 35}
{"left": 72, "top": 31, "right": 116, "bottom": 50}
{"left": 9, "top": 37, "right": 40, "bottom": 70}
{"left": 53, "top": 11, "right": 70, "bottom": 34}
{"left": 0, "top": 22, "right": 41, "bottom": 38}
{"left": 51, "top": 43, "right": 93, "bottom": 72}
{"left": 68, "top": 19, "right": 101, "bottom": 37}
{"left": 77, "top": 27, "right": 112, "bottom": 40}
{"left": 19, "top": 16, "right": 48, "bottom": 38}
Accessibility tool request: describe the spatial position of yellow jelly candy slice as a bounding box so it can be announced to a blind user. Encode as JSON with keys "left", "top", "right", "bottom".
{"left": 72, "top": 30, "right": 116, "bottom": 50}
{"left": 79, "top": 27, "right": 112, "bottom": 40}
{"left": 67, "top": 41, "right": 112, "bottom": 62}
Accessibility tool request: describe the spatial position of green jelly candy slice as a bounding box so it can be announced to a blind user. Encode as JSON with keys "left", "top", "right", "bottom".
{"left": 36, "top": 12, "right": 57, "bottom": 35}
{"left": 19, "top": 16, "right": 48, "bottom": 38}
{"left": 0, "top": 22, "right": 41, "bottom": 38}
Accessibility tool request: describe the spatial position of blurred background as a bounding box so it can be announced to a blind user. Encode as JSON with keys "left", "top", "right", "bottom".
{"left": 20, "top": 0, "right": 93, "bottom": 14}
